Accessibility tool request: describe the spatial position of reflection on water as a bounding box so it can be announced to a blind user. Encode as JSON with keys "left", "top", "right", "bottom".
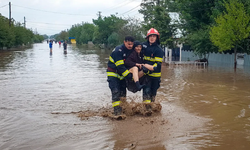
{"left": 0, "top": 42, "right": 250, "bottom": 150}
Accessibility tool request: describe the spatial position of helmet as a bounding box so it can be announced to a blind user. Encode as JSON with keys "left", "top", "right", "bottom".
{"left": 146, "top": 28, "right": 160, "bottom": 39}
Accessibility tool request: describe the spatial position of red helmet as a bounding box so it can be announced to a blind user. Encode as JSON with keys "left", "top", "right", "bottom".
{"left": 146, "top": 28, "right": 160, "bottom": 39}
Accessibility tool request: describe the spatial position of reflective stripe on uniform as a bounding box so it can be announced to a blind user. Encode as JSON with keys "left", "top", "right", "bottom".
{"left": 153, "top": 63, "right": 157, "bottom": 67}
{"left": 143, "top": 100, "right": 151, "bottom": 103}
{"left": 144, "top": 56, "right": 154, "bottom": 62}
{"left": 109, "top": 56, "right": 114, "bottom": 63}
{"left": 115, "top": 60, "right": 124, "bottom": 66}
{"left": 112, "top": 101, "right": 121, "bottom": 107}
{"left": 107, "top": 72, "right": 124, "bottom": 80}
{"left": 122, "top": 70, "right": 130, "bottom": 77}
{"left": 148, "top": 72, "right": 161, "bottom": 77}
{"left": 144, "top": 56, "right": 163, "bottom": 63}
{"left": 155, "top": 57, "right": 163, "bottom": 62}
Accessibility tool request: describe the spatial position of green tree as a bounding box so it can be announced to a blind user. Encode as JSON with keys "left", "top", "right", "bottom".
{"left": 210, "top": 0, "right": 250, "bottom": 68}
{"left": 68, "top": 24, "right": 82, "bottom": 44}
{"left": 119, "top": 17, "right": 145, "bottom": 42}
{"left": 55, "top": 31, "right": 69, "bottom": 41}
{"left": 79, "top": 23, "right": 96, "bottom": 44}
{"left": 139, "top": 0, "right": 175, "bottom": 48}
{"left": 0, "top": 14, "right": 15, "bottom": 48}
{"left": 93, "top": 15, "right": 127, "bottom": 47}
{"left": 172, "top": 0, "right": 219, "bottom": 58}
{"left": 107, "top": 32, "right": 120, "bottom": 49}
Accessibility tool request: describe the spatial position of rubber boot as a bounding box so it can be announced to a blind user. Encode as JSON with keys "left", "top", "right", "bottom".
{"left": 151, "top": 96, "right": 155, "bottom": 102}
{"left": 114, "top": 106, "right": 122, "bottom": 116}
{"left": 135, "top": 81, "right": 144, "bottom": 91}
{"left": 113, "top": 106, "right": 125, "bottom": 120}
{"left": 144, "top": 103, "right": 152, "bottom": 116}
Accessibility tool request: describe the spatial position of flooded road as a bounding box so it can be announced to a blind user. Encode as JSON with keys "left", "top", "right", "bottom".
{"left": 0, "top": 42, "right": 250, "bottom": 150}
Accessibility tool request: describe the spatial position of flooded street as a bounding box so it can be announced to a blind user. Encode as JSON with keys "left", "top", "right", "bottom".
{"left": 0, "top": 42, "right": 250, "bottom": 150}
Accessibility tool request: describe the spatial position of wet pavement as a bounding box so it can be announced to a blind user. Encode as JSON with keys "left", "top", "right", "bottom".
{"left": 0, "top": 42, "right": 250, "bottom": 150}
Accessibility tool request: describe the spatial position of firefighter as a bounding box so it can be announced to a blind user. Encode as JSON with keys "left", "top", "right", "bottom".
{"left": 107, "top": 36, "right": 134, "bottom": 117}
{"left": 142, "top": 28, "right": 164, "bottom": 105}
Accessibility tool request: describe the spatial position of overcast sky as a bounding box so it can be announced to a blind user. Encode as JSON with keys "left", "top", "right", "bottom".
{"left": 0, "top": 0, "right": 143, "bottom": 36}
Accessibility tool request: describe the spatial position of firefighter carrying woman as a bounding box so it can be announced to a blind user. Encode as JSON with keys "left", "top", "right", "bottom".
{"left": 107, "top": 28, "right": 164, "bottom": 119}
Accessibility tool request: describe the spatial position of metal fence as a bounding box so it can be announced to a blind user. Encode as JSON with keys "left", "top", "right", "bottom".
{"left": 181, "top": 50, "right": 250, "bottom": 66}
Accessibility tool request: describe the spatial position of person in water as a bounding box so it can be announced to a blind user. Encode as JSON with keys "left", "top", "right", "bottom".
{"left": 106, "top": 36, "right": 134, "bottom": 117}
{"left": 49, "top": 40, "right": 53, "bottom": 54}
{"left": 63, "top": 41, "right": 67, "bottom": 54}
{"left": 124, "top": 41, "right": 149, "bottom": 93}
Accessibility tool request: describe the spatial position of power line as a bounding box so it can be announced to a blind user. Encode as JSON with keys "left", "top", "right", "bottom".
{"left": 0, "top": 4, "right": 8, "bottom": 8}
{"left": 12, "top": 4, "right": 94, "bottom": 16}
{"left": 119, "top": 4, "right": 140, "bottom": 16}
{"left": 101, "top": 0, "right": 131, "bottom": 12}
{"left": 27, "top": 23, "right": 69, "bottom": 29}
{"left": 27, "top": 21, "right": 72, "bottom": 26}
{"left": 105, "top": 0, "right": 134, "bottom": 12}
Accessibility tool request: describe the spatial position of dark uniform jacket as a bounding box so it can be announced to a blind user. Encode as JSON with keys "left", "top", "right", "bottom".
{"left": 142, "top": 41, "right": 164, "bottom": 79}
{"left": 124, "top": 50, "right": 143, "bottom": 69}
{"left": 107, "top": 44, "right": 133, "bottom": 80}
{"left": 63, "top": 43, "right": 67, "bottom": 50}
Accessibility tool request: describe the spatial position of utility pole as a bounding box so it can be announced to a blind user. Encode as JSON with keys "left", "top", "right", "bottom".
{"left": 24, "top": 16, "right": 26, "bottom": 28}
{"left": 97, "top": 11, "right": 101, "bottom": 18}
{"left": 9, "top": 2, "right": 11, "bottom": 27}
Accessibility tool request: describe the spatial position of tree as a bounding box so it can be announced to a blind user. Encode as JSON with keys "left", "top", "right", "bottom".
{"left": 79, "top": 23, "right": 96, "bottom": 44}
{"left": 107, "top": 32, "right": 120, "bottom": 49}
{"left": 55, "top": 31, "right": 69, "bottom": 41}
{"left": 0, "top": 14, "right": 15, "bottom": 48}
{"left": 188, "top": 29, "right": 216, "bottom": 59}
{"left": 139, "top": 0, "right": 176, "bottom": 48}
{"left": 118, "top": 17, "right": 145, "bottom": 42}
{"left": 171, "top": 0, "right": 219, "bottom": 57}
{"left": 210, "top": 0, "right": 250, "bottom": 68}
{"left": 93, "top": 15, "right": 127, "bottom": 47}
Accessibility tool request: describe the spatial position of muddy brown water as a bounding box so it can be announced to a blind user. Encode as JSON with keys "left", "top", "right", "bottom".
{"left": 0, "top": 42, "right": 250, "bottom": 150}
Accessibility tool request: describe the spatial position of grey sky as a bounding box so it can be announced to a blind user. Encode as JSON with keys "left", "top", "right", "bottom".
{"left": 0, "top": 0, "right": 142, "bottom": 35}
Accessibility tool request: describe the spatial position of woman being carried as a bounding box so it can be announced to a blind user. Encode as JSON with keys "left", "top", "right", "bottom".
{"left": 124, "top": 41, "right": 149, "bottom": 93}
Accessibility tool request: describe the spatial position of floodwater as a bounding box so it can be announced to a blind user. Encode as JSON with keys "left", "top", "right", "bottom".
{"left": 0, "top": 42, "right": 250, "bottom": 150}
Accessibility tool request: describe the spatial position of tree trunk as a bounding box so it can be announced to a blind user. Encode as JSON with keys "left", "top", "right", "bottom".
{"left": 234, "top": 46, "right": 237, "bottom": 70}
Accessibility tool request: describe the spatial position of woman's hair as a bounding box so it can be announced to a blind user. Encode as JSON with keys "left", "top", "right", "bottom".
{"left": 133, "top": 41, "right": 142, "bottom": 49}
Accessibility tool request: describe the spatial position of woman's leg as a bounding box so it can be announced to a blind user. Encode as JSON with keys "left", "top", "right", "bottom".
{"left": 129, "top": 67, "right": 139, "bottom": 82}
{"left": 138, "top": 70, "right": 144, "bottom": 78}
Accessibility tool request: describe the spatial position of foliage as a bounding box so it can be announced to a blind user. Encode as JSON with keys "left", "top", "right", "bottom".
{"left": 119, "top": 17, "right": 145, "bottom": 42}
{"left": 172, "top": 0, "right": 219, "bottom": 56}
{"left": 33, "top": 34, "right": 44, "bottom": 43}
{"left": 188, "top": 29, "right": 216, "bottom": 59}
{"left": 0, "top": 15, "right": 15, "bottom": 48}
{"left": 68, "top": 23, "right": 98, "bottom": 44}
{"left": 93, "top": 15, "right": 127, "bottom": 47}
{"left": 210, "top": 0, "right": 250, "bottom": 52}
{"left": 42, "top": 34, "right": 49, "bottom": 39}
{"left": 0, "top": 13, "right": 43, "bottom": 49}
{"left": 210, "top": 0, "right": 250, "bottom": 67}
{"left": 139, "top": 0, "right": 176, "bottom": 48}
{"left": 107, "top": 32, "right": 120, "bottom": 48}
{"left": 55, "top": 31, "right": 69, "bottom": 42}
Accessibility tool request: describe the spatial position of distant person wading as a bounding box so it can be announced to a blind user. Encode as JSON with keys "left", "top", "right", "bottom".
{"left": 49, "top": 40, "right": 53, "bottom": 55}
{"left": 63, "top": 41, "right": 67, "bottom": 54}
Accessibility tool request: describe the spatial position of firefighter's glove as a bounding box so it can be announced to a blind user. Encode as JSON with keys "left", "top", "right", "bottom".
{"left": 125, "top": 73, "right": 133, "bottom": 80}
{"left": 142, "top": 66, "right": 149, "bottom": 74}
